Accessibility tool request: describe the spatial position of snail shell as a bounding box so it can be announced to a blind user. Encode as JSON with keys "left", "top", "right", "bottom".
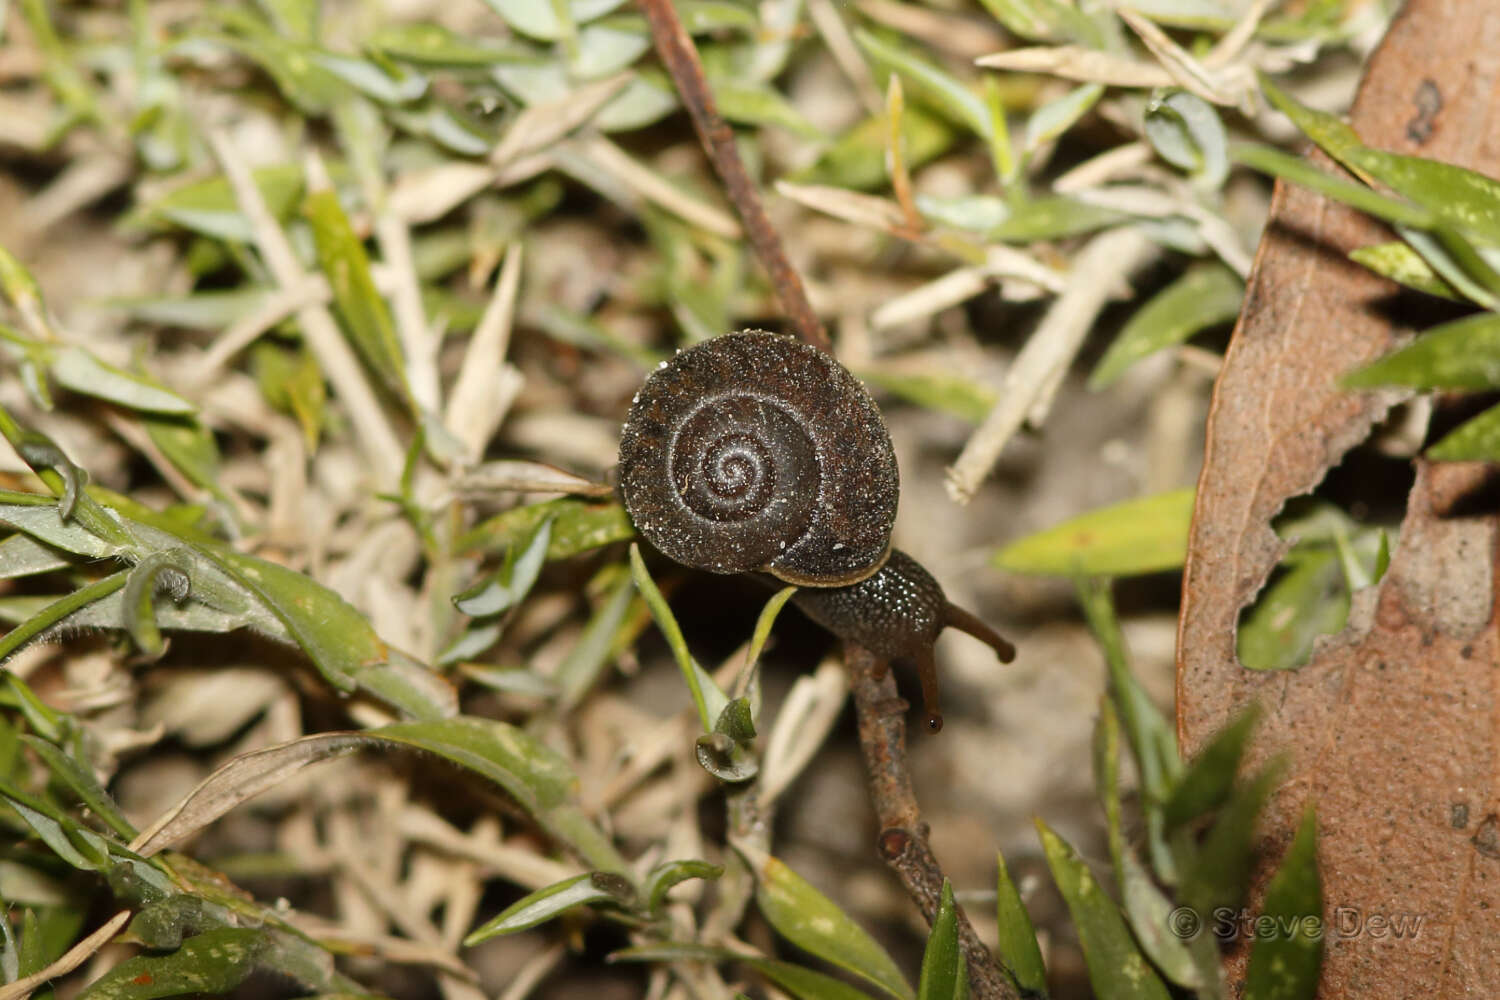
{"left": 617, "top": 330, "right": 1015, "bottom": 733}
{"left": 617, "top": 331, "right": 898, "bottom": 586}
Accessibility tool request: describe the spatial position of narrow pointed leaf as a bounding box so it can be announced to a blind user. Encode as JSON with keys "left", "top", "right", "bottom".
{"left": 855, "top": 30, "right": 990, "bottom": 140}
{"left": 1237, "top": 547, "right": 1350, "bottom": 670}
{"left": 1428, "top": 401, "right": 1500, "bottom": 461}
{"left": 1260, "top": 74, "right": 1500, "bottom": 246}
{"left": 993, "top": 488, "right": 1194, "bottom": 576}
{"left": 20, "top": 735, "right": 137, "bottom": 840}
{"left": 1231, "top": 145, "right": 1434, "bottom": 231}
{"left": 917, "top": 881, "right": 966, "bottom": 1000}
{"left": 1036, "top": 820, "right": 1170, "bottom": 1000}
{"left": 753, "top": 958, "right": 886, "bottom": 1000}
{"left": 454, "top": 519, "right": 553, "bottom": 617}
{"left": 1244, "top": 809, "right": 1323, "bottom": 1000}
{"left": 1162, "top": 706, "right": 1260, "bottom": 829}
{"left": 50, "top": 348, "right": 194, "bottom": 415}
{"left": 131, "top": 165, "right": 305, "bottom": 241}
{"left": 745, "top": 845, "right": 914, "bottom": 1000}
{"left": 1096, "top": 697, "right": 1201, "bottom": 988}
{"left": 301, "top": 187, "right": 410, "bottom": 405}
{"left": 461, "top": 498, "right": 633, "bottom": 561}
{"left": 630, "top": 544, "right": 716, "bottom": 733}
{"left": 1348, "top": 242, "right": 1460, "bottom": 299}
{"left": 1180, "top": 764, "right": 1283, "bottom": 915}
{"left": 994, "top": 850, "right": 1047, "bottom": 995}
{"left": 1090, "top": 265, "right": 1242, "bottom": 388}
{"left": 1342, "top": 312, "right": 1500, "bottom": 390}
{"left": 464, "top": 872, "right": 634, "bottom": 943}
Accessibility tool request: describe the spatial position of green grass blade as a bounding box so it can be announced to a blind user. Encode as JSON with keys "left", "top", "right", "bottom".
{"left": 464, "top": 872, "right": 634, "bottom": 943}
{"left": 917, "top": 881, "right": 967, "bottom": 1000}
{"left": 1090, "top": 265, "right": 1242, "bottom": 388}
{"left": 1243, "top": 809, "right": 1323, "bottom": 1000}
{"left": 1035, "top": 820, "right": 1169, "bottom": 1000}
{"left": 744, "top": 844, "right": 915, "bottom": 1000}
{"left": 994, "top": 850, "right": 1047, "bottom": 995}
{"left": 630, "top": 543, "right": 716, "bottom": 733}
{"left": 993, "top": 489, "right": 1194, "bottom": 577}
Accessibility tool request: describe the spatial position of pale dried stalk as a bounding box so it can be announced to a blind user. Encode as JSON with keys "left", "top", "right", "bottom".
{"left": 205, "top": 129, "right": 402, "bottom": 488}
{"left": 495, "top": 943, "right": 567, "bottom": 1000}
{"left": 374, "top": 213, "right": 441, "bottom": 413}
{"left": 188, "top": 275, "right": 328, "bottom": 386}
{"left": 808, "top": 0, "right": 882, "bottom": 112}
{"left": 446, "top": 243, "right": 525, "bottom": 461}
{"left": 946, "top": 227, "right": 1156, "bottom": 503}
{"left": 572, "top": 134, "right": 741, "bottom": 238}
{"left": 975, "top": 46, "right": 1175, "bottom": 88}
{"left": 396, "top": 808, "right": 580, "bottom": 890}
{"left": 20, "top": 150, "right": 131, "bottom": 233}
{"left": 0, "top": 911, "right": 131, "bottom": 1000}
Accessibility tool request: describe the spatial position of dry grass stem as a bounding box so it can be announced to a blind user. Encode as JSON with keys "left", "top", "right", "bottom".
{"left": 0, "top": 912, "right": 132, "bottom": 1000}
{"left": 206, "top": 128, "right": 403, "bottom": 486}
{"left": 574, "top": 134, "right": 741, "bottom": 239}
{"left": 947, "top": 227, "right": 1157, "bottom": 503}
{"left": 447, "top": 242, "right": 524, "bottom": 460}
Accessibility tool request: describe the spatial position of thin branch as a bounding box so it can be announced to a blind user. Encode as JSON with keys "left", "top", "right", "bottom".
{"left": 846, "top": 644, "right": 1019, "bottom": 1000}
{"left": 636, "top": 7, "right": 1009, "bottom": 993}
{"left": 636, "top": 0, "right": 829, "bottom": 352}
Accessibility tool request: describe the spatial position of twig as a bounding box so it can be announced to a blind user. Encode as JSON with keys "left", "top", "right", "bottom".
{"left": 636, "top": 0, "right": 829, "bottom": 352}
{"left": 846, "top": 644, "right": 1018, "bottom": 1000}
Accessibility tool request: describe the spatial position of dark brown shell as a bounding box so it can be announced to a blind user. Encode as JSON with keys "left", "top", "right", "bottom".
{"left": 617, "top": 330, "right": 898, "bottom": 586}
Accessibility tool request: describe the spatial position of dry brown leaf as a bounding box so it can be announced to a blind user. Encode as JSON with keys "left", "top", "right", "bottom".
{"left": 454, "top": 460, "right": 613, "bottom": 498}
{"left": 1177, "top": 0, "right": 1500, "bottom": 991}
{"left": 131, "top": 732, "right": 367, "bottom": 857}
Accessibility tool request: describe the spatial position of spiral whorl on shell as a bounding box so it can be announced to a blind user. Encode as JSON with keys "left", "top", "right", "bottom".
{"left": 617, "top": 331, "right": 898, "bottom": 587}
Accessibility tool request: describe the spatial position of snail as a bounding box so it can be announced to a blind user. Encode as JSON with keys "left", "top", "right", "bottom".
{"left": 617, "top": 330, "right": 1014, "bottom": 732}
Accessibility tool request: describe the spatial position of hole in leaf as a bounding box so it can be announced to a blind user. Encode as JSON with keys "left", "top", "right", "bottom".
{"left": 1236, "top": 441, "right": 1413, "bottom": 670}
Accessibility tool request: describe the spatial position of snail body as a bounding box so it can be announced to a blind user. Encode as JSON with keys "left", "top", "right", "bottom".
{"left": 618, "top": 330, "right": 1013, "bottom": 731}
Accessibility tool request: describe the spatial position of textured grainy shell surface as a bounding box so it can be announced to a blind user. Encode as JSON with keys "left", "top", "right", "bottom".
{"left": 617, "top": 331, "right": 898, "bottom": 585}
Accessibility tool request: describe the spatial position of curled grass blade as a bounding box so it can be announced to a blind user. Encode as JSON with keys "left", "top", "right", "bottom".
{"left": 464, "top": 872, "right": 635, "bottom": 943}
